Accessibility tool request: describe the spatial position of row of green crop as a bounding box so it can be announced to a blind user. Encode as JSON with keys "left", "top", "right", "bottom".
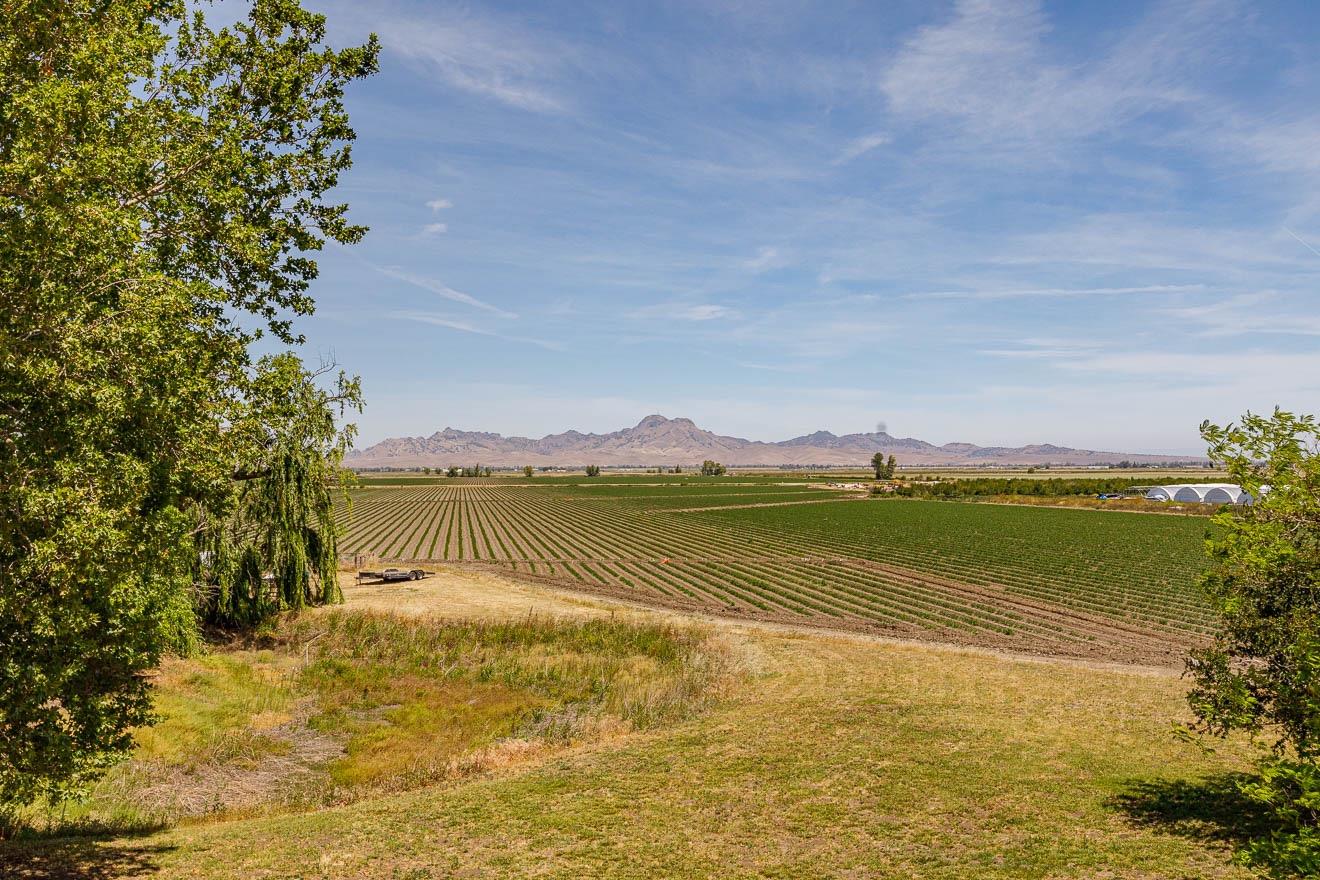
{"left": 693, "top": 499, "right": 1215, "bottom": 631}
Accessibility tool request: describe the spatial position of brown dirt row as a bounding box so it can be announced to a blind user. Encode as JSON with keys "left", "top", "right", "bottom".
{"left": 680, "top": 508, "right": 1212, "bottom": 626}
{"left": 664, "top": 496, "right": 868, "bottom": 513}
{"left": 834, "top": 557, "right": 1193, "bottom": 657}
{"left": 454, "top": 561, "right": 1187, "bottom": 668}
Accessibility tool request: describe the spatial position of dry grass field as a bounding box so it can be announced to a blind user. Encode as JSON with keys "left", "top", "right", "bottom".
{"left": 3, "top": 568, "right": 1258, "bottom": 879}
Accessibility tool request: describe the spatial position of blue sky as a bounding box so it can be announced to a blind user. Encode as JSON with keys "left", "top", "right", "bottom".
{"left": 285, "top": 0, "right": 1320, "bottom": 454}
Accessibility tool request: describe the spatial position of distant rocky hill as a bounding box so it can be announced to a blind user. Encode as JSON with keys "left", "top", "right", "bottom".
{"left": 347, "top": 414, "right": 1201, "bottom": 469}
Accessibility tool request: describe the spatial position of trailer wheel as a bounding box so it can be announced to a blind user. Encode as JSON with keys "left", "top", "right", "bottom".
{"left": 411, "top": 570, "right": 420, "bottom": 580}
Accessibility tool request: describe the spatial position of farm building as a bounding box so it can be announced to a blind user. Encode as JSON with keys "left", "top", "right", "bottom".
{"left": 1143, "top": 483, "right": 1251, "bottom": 504}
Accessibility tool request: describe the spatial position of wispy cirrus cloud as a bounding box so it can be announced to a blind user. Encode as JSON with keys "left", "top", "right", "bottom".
{"left": 880, "top": 0, "right": 1236, "bottom": 144}
{"left": 736, "top": 361, "right": 814, "bottom": 374}
{"left": 743, "top": 246, "right": 788, "bottom": 273}
{"left": 975, "top": 337, "right": 1320, "bottom": 393}
{"left": 355, "top": 5, "right": 577, "bottom": 113}
{"left": 375, "top": 266, "right": 517, "bottom": 319}
{"left": 908, "top": 283, "right": 1204, "bottom": 301}
{"left": 976, "top": 335, "right": 1103, "bottom": 356}
{"left": 993, "top": 215, "right": 1320, "bottom": 276}
{"left": 832, "top": 132, "right": 891, "bottom": 166}
{"left": 1057, "top": 350, "right": 1320, "bottom": 385}
{"left": 1162, "top": 292, "right": 1320, "bottom": 338}
{"left": 390, "top": 311, "right": 563, "bottom": 350}
{"left": 1284, "top": 226, "right": 1320, "bottom": 259}
{"left": 630, "top": 302, "right": 738, "bottom": 321}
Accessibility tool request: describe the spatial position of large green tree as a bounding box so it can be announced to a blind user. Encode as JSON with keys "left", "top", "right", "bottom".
{"left": 0, "top": 0, "right": 376, "bottom": 806}
{"left": 1189, "top": 409, "right": 1320, "bottom": 872}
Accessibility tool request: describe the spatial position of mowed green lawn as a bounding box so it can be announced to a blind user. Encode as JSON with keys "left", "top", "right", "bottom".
{"left": 14, "top": 616, "right": 1254, "bottom": 879}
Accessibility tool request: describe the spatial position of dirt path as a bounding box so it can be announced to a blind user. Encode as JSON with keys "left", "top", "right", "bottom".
{"left": 341, "top": 567, "right": 627, "bottom": 621}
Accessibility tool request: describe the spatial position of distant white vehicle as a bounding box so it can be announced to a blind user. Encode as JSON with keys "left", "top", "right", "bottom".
{"left": 1143, "top": 483, "right": 1254, "bottom": 505}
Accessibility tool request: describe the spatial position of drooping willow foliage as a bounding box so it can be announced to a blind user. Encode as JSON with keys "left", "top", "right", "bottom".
{"left": 195, "top": 448, "right": 343, "bottom": 625}
{"left": 193, "top": 354, "right": 359, "bottom": 627}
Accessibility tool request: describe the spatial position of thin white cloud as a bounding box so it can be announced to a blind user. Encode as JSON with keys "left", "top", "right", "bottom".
{"left": 743, "top": 246, "right": 787, "bottom": 273}
{"left": 675, "top": 304, "right": 739, "bottom": 321}
{"left": 737, "top": 361, "right": 813, "bottom": 374}
{"left": 630, "top": 302, "right": 737, "bottom": 321}
{"left": 833, "top": 132, "right": 891, "bottom": 165}
{"left": 684, "top": 304, "right": 734, "bottom": 320}
{"left": 1163, "top": 292, "right": 1320, "bottom": 338}
{"left": 976, "top": 337, "right": 1320, "bottom": 387}
{"left": 726, "top": 311, "right": 897, "bottom": 360}
{"left": 390, "top": 310, "right": 563, "bottom": 350}
{"left": 421, "top": 222, "right": 448, "bottom": 236}
{"left": 1059, "top": 350, "right": 1320, "bottom": 384}
{"left": 426, "top": 198, "right": 453, "bottom": 211}
{"left": 980, "top": 347, "right": 1092, "bottom": 359}
{"left": 375, "top": 265, "right": 517, "bottom": 319}
{"left": 994, "top": 215, "right": 1320, "bottom": 274}
{"left": 363, "top": 7, "right": 574, "bottom": 113}
{"left": 1284, "top": 226, "right": 1320, "bottom": 260}
{"left": 879, "top": 0, "right": 1234, "bottom": 144}
{"left": 978, "top": 336, "right": 1104, "bottom": 359}
{"left": 908, "top": 284, "right": 1204, "bottom": 301}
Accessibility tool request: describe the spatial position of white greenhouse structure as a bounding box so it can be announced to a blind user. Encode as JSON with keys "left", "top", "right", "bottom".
{"left": 1143, "top": 483, "right": 1252, "bottom": 505}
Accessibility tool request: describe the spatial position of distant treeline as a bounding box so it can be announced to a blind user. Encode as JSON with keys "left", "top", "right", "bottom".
{"left": 894, "top": 477, "right": 1148, "bottom": 498}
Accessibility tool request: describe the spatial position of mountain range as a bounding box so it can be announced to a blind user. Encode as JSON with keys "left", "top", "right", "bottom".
{"left": 347, "top": 415, "right": 1202, "bottom": 469}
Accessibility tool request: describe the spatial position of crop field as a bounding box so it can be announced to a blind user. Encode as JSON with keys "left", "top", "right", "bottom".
{"left": 337, "top": 480, "right": 1217, "bottom": 663}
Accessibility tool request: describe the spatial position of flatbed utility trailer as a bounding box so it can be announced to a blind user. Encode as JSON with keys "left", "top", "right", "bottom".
{"left": 357, "top": 567, "right": 433, "bottom": 584}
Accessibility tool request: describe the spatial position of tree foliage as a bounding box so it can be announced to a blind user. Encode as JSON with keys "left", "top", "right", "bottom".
{"left": 895, "top": 476, "right": 1145, "bottom": 498}
{"left": 585, "top": 465, "right": 601, "bottom": 477}
{"left": 0, "top": 0, "right": 376, "bottom": 806}
{"left": 871, "top": 453, "right": 897, "bottom": 480}
{"left": 1187, "top": 409, "right": 1320, "bottom": 873}
{"left": 700, "top": 460, "right": 726, "bottom": 477}
{"left": 194, "top": 355, "right": 360, "bottom": 627}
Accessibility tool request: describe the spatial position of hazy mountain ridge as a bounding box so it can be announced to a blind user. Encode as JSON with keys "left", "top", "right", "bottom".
{"left": 348, "top": 415, "right": 1200, "bottom": 468}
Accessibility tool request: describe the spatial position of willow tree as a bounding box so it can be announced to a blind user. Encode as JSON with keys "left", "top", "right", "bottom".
{"left": 195, "top": 354, "right": 361, "bottom": 627}
{"left": 0, "top": 0, "right": 376, "bottom": 807}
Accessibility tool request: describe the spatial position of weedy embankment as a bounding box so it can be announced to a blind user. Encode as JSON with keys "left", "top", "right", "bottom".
{"left": 7, "top": 610, "right": 736, "bottom": 837}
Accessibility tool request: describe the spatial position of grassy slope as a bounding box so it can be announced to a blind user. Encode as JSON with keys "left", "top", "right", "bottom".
{"left": 10, "top": 611, "right": 725, "bottom": 836}
{"left": 24, "top": 620, "right": 1253, "bottom": 879}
